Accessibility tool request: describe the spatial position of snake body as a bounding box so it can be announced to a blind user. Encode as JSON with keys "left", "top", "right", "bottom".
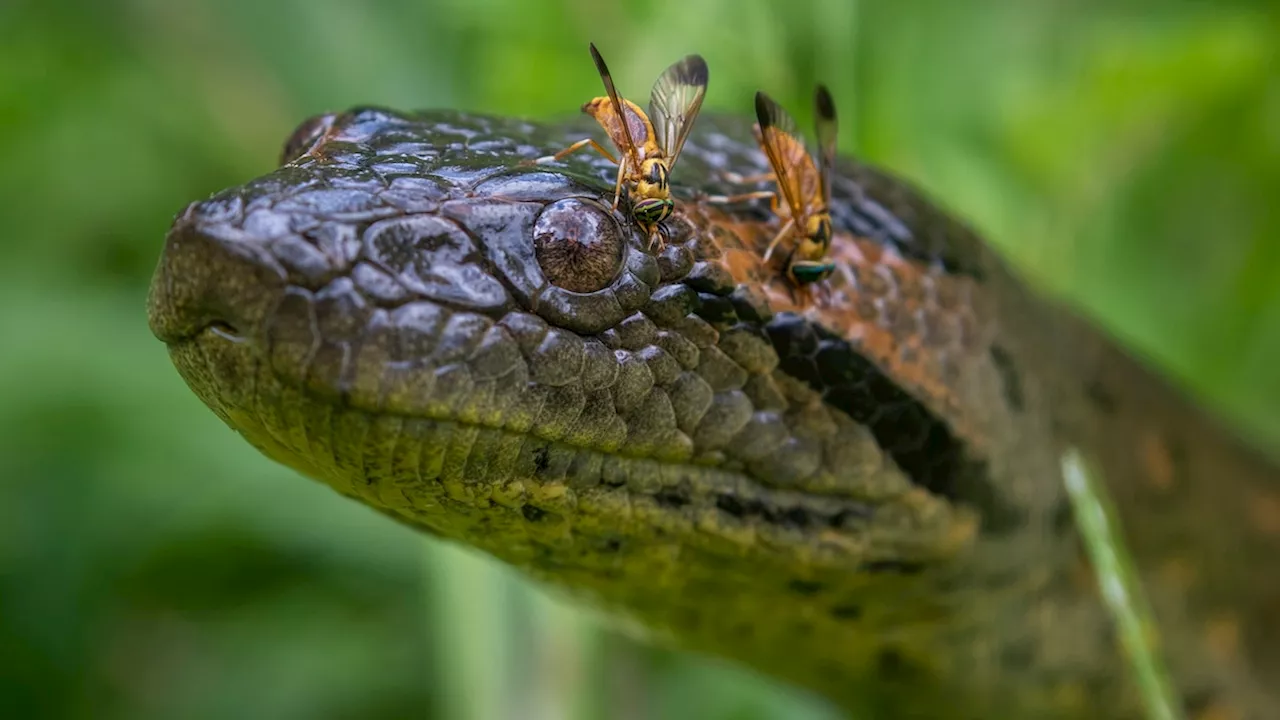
{"left": 146, "top": 107, "right": 1280, "bottom": 719}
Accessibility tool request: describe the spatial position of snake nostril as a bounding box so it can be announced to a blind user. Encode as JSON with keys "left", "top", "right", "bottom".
{"left": 147, "top": 211, "right": 286, "bottom": 345}
{"left": 207, "top": 320, "right": 243, "bottom": 338}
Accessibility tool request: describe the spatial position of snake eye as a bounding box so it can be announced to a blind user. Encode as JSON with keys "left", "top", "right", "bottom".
{"left": 533, "top": 198, "right": 625, "bottom": 293}
{"left": 280, "top": 113, "right": 335, "bottom": 165}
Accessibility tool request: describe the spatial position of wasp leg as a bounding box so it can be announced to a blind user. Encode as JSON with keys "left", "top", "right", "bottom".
{"left": 527, "top": 138, "right": 629, "bottom": 213}
{"left": 527, "top": 138, "right": 619, "bottom": 166}
{"left": 717, "top": 171, "right": 776, "bottom": 185}
{"left": 611, "top": 156, "right": 628, "bottom": 211}
{"left": 646, "top": 224, "right": 666, "bottom": 253}
{"left": 702, "top": 190, "right": 775, "bottom": 206}
{"left": 761, "top": 217, "right": 796, "bottom": 264}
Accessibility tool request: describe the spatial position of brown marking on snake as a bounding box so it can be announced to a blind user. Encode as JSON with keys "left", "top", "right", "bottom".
{"left": 1204, "top": 614, "right": 1241, "bottom": 665}
{"left": 687, "top": 201, "right": 988, "bottom": 452}
{"left": 1141, "top": 432, "right": 1176, "bottom": 491}
{"left": 1192, "top": 700, "right": 1241, "bottom": 720}
{"left": 1160, "top": 557, "right": 1198, "bottom": 593}
{"left": 1248, "top": 489, "right": 1280, "bottom": 537}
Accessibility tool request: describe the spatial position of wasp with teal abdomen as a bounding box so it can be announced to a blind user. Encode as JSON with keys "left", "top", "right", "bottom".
{"left": 711, "top": 85, "right": 840, "bottom": 288}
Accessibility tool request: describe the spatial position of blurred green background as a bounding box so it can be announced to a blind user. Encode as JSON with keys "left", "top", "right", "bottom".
{"left": 1, "top": 1, "right": 1276, "bottom": 718}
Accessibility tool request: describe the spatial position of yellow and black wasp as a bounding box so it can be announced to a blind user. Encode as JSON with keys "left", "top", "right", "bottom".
{"left": 533, "top": 43, "right": 708, "bottom": 247}
{"left": 712, "top": 86, "right": 839, "bottom": 285}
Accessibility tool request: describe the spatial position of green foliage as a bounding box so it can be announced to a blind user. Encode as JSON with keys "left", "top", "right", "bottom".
{"left": 0, "top": 1, "right": 1275, "bottom": 718}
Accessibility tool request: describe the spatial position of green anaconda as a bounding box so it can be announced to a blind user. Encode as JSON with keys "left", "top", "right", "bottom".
{"left": 145, "top": 107, "right": 1280, "bottom": 719}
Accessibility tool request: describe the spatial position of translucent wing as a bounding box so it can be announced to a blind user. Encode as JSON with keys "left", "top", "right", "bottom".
{"left": 589, "top": 43, "right": 642, "bottom": 168}
{"left": 649, "top": 54, "right": 708, "bottom": 167}
{"left": 813, "top": 84, "right": 838, "bottom": 208}
{"left": 754, "top": 91, "right": 809, "bottom": 222}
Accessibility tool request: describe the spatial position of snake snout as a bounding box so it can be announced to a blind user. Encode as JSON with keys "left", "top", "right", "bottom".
{"left": 147, "top": 203, "right": 288, "bottom": 345}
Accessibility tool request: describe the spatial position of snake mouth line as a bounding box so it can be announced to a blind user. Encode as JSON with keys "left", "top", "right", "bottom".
{"left": 158, "top": 322, "right": 246, "bottom": 349}
{"left": 173, "top": 327, "right": 968, "bottom": 570}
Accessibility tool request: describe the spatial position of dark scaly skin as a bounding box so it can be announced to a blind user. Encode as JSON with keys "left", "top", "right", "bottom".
{"left": 146, "top": 107, "right": 1280, "bottom": 719}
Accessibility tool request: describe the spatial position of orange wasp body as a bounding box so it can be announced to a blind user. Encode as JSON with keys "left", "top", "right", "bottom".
{"left": 534, "top": 44, "right": 708, "bottom": 247}
{"left": 712, "top": 87, "right": 839, "bottom": 285}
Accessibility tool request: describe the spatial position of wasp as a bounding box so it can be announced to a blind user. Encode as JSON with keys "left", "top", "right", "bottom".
{"left": 532, "top": 43, "right": 708, "bottom": 247}
{"left": 710, "top": 86, "right": 839, "bottom": 286}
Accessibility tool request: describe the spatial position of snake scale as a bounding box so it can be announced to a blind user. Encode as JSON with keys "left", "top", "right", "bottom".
{"left": 146, "top": 107, "right": 1280, "bottom": 719}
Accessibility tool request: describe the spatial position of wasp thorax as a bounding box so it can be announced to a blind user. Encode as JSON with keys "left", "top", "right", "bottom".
{"left": 806, "top": 214, "right": 832, "bottom": 247}
{"left": 636, "top": 158, "right": 670, "bottom": 195}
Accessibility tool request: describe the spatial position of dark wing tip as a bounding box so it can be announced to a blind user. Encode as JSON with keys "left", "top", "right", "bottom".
{"left": 680, "top": 54, "right": 709, "bottom": 86}
{"left": 589, "top": 43, "right": 610, "bottom": 77}
{"left": 815, "top": 84, "right": 836, "bottom": 122}
{"left": 754, "top": 91, "right": 774, "bottom": 129}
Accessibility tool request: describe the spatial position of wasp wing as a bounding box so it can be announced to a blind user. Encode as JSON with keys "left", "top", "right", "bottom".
{"left": 754, "top": 91, "right": 810, "bottom": 222}
{"left": 813, "top": 84, "right": 838, "bottom": 208}
{"left": 649, "top": 54, "right": 708, "bottom": 167}
{"left": 589, "top": 43, "right": 643, "bottom": 168}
